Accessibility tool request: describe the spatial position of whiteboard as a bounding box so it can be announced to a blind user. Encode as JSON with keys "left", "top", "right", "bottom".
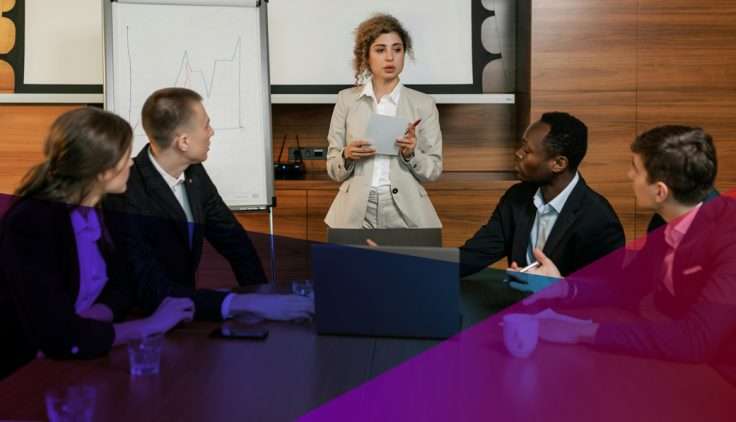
{"left": 104, "top": 0, "right": 273, "bottom": 209}
{"left": 267, "top": 0, "right": 473, "bottom": 86}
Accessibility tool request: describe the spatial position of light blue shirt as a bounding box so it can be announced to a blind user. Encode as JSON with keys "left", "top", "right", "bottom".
{"left": 526, "top": 172, "right": 580, "bottom": 264}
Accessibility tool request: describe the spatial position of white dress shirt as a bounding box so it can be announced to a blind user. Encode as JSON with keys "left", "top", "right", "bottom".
{"left": 148, "top": 149, "right": 235, "bottom": 318}
{"left": 360, "top": 79, "right": 402, "bottom": 188}
{"left": 526, "top": 172, "right": 580, "bottom": 264}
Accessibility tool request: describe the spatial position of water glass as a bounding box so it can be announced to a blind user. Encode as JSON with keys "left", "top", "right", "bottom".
{"left": 502, "top": 313, "right": 539, "bottom": 358}
{"left": 128, "top": 332, "right": 164, "bottom": 376}
{"left": 291, "top": 279, "right": 314, "bottom": 298}
{"left": 45, "top": 385, "right": 96, "bottom": 422}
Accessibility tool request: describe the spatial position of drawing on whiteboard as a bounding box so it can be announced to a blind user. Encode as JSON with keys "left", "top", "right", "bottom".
{"left": 124, "top": 25, "right": 244, "bottom": 133}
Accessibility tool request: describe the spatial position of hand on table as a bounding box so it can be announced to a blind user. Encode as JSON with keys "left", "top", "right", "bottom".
{"left": 231, "top": 294, "right": 314, "bottom": 321}
{"left": 147, "top": 297, "right": 195, "bottom": 334}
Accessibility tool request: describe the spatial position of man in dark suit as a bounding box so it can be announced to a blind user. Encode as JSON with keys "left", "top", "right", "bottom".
{"left": 104, "top": 88, "right": 313, "bottom": 321}
{"left": 522, "top": 125, "right": 736, "bottom": 384}
{"left": 460, "top": 112, "right": 625, "bottom": 283}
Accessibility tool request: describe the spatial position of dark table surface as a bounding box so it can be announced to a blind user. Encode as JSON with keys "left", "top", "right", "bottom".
{"left": 2, "top": 270, "right": 735, "bottom": 421}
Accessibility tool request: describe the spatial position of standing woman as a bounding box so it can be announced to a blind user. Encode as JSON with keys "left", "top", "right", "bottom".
{"left": 0, "top": 108, "right": 194, "bottom": 379}
{"left": 325, "top": 14, "right": 443, "bottom": 229}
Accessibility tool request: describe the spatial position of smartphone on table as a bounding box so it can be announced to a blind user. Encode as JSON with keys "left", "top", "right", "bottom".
{"left": 209, "top": 326, "right": 269, "bottom": 340}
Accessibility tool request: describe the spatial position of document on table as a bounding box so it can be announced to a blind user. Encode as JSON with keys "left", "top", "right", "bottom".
{"left": 533, "top": 308, "right": 593, "bottom": 324}
{"left": 364, "top": 113, "right": 410, "bottom": 156}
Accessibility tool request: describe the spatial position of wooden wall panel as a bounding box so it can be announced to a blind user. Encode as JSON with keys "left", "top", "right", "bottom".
{"left": 636, "top": 91, "right": 736, "bottom": 188}
{"left": 0, "top": 105, "right": 79, "bottom": 194}
{"left": 531, "top": 0, "right": 736, "bottom": 245}
{"left": 593, "top": 182, "right": 637, "bottom": 242}
{"left": 531, "top": 0, "right": 637, "bottom": 92}
{"left": 438, "top": 104, "right": 517, "bottom": 171}
{"left": 634, "top": 1, "right": 736, "bottom": 231}
{"left": 306, "top": 190, "right": 334, "bottom": 243}
{"left": 233, "top": 189, "right": 307, "bottom": 239}
{"left": 636, "top": 2, "right": 736, "bottom": 92}
{"left": 637, "top": 49, "right": 736, "bottom": 93}
{"left": 430, "top": 185, "right": 513, "bottom": 247}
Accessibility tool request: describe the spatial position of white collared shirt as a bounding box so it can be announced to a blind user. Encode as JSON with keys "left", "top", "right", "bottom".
{"left": 147, "top": 148, "right": 194, "bottom": 223}
{"left": 526, "top": 172, "right": 580, "bottom": 264}
{"left": 147, "top": 148, "right": 235, "bottom": 319}
{"left": 360, "top": 79, "right": 402, "bottom": 188}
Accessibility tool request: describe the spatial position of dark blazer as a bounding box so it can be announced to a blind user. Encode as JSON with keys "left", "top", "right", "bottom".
{"left": 103, "top": 145, "right": 268, "bottom": 321}
{"left": 460, "top": 176, "right": 625, "bottom": 277}
{"left": 0, "top": 198, "right": 130, "bottom": 379}
{"left": 567, "top": 194, "right": 736, "bottom": 382}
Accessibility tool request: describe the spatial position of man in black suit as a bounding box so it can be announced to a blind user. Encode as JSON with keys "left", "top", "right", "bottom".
{"left": 104, "top": 87, "right": 312, "bottom": 321}
{"left": 460, "top": 112, "right": 625, "bottom": 284}
{"left": 519, "top": 125, "right": 736, "bottom": 384}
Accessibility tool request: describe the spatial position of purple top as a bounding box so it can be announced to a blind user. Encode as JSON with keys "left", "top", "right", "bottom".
{"left": 70, "top": 207, "right": 108, "bottom": 314}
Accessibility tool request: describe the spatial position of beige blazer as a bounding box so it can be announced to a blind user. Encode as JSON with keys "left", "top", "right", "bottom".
{"left": 324, "top": 85, "right": 443, "bottom": 228}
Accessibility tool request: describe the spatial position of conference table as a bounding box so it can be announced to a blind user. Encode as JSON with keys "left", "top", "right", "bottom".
{"left": 1, "top": 271, "right": 735, "bottom": 421}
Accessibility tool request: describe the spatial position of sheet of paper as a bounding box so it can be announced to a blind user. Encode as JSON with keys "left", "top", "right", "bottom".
{"left": 364, "top": 113, "right": 410, "bottom": 156}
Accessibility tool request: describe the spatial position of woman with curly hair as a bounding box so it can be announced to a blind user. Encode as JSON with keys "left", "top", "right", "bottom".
{"left": 324, "top": 14, "right": 443, "bottom": 229}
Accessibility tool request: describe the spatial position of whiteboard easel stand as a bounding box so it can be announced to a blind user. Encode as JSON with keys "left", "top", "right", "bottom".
{"left": 268, "top": 205, "right": 276, "bottom": 284}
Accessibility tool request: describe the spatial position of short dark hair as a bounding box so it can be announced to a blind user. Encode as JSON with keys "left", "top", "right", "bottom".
{"left": 631, "top": 125, "right": 717, "bottom": 205}
{"left": 539, "top": 112, "right": 588, "bottom": 171}
{"left": 141, "top": 87, "right": 203, "bottom": 149}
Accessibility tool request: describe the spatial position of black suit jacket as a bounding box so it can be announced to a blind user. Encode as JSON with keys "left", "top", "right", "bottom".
{"left": 460, "top": 176, "right": 625, "bottom": 277}
{"left": 103, "top": 145, "right": 267, "bottom": 321}
{"left": 567, "top": 193, "right": 736, "bottom": 383}
{"left": 0, "top": 198, "right": 131, "bottom": 379}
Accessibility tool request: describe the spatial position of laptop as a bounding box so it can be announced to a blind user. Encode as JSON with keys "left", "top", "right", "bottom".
{"left": 326, "top": 228, "right": 442, "bottom": 247}
{"left": 312, "top": 244, "right": 461, "bottom": 339}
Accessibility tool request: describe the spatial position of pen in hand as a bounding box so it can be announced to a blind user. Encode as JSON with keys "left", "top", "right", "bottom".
{"left": 519, "top": 261, "right": 540, "bottom": 273}
{"left": 405, "top": 119, "right": 422, "bottom": 135}
{"left": 504, "top": 261, "right": 540, "bottom": 284}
